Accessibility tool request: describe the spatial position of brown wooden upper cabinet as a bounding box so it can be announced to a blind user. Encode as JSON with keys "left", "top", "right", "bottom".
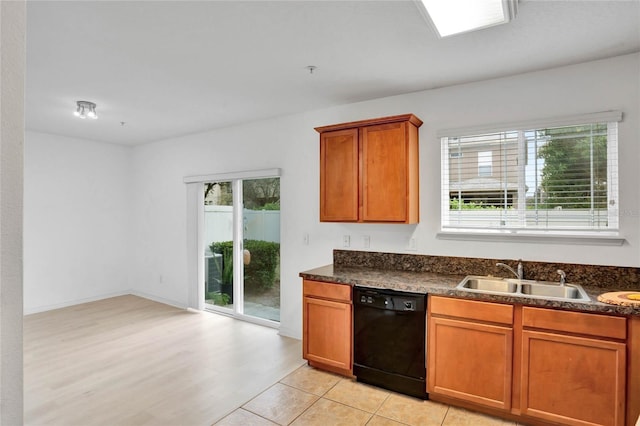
{"left": 315, "top": 114, "right": 422, "bottom": 223}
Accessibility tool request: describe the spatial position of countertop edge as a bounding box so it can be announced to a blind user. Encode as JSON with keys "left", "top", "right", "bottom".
{"left": 300, "top": 265, "right": 640, "bottom": 317}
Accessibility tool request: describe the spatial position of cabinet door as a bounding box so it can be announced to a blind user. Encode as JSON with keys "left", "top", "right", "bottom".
{"left": 428, "top": 316, "right": 513, "bottom": 410}
{"left": 320, "top": 128, "right": 359, "bottom": 222}
{"left": 361, "top": 122, "right": 410, "bottom": 222}
{"left": 521, "top": 330, "right": 626, "bottom": 426}
{"left": 303, "top": 296, "right": 352, "bottom": 372}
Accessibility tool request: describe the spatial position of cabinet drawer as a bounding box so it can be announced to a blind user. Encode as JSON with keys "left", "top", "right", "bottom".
{"left": 303, "top": 280, "right": 351, "bottom": 302}
{"left": 522, "top": 307, "right": 626, "bottom": 340}
{"left": 430, "top": 296, "right": 513, "bottom": 325}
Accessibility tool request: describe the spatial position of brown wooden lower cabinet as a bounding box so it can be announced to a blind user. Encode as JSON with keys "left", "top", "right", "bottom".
{"left": 521, "top": 307, "right": 627, "bottom": 426}
{"left": 521, "top": 330, "right": 626, "bottom": 426}
{"left": 428, "top": 316, "right": 513, "bottom": 410}
{"left": 428, "top": 296, "right": 632, "bottom": 426}
{"left": 302, "top": 279, "right": 352, "bottom": 376}
{"left": 428, "top": 297, "right": 514, "bottom": 411}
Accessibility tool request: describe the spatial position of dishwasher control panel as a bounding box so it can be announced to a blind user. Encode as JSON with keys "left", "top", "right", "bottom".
{"left": 355, "top": 288, "right": 425, "bottom": 312}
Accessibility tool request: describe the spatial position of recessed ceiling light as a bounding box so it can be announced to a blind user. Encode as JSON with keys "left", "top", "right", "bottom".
{"left": 416, "top": 0, "right": 518, "bottom": 38}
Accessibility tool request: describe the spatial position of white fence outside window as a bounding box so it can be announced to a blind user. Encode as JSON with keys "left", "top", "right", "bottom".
{"left": 204, "top": 205, "right": 280, "bottom": 246}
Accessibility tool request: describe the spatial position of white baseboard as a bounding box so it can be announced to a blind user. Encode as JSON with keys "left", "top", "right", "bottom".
{"left": 129, "top": 290, "right": 188, "bottom": 310}
{"left": 278, "top": 325, "right": 301, "bottom": 340}
{"left": 24, "top": 290, "right": 188, "bottom": 315}
{"left": 24, "top": 290, "right": 131, "bottom": 315}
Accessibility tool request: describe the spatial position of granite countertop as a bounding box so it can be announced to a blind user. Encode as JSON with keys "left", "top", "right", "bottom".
{"left": 300, "top": 264, "right": 640, "bottom": 317}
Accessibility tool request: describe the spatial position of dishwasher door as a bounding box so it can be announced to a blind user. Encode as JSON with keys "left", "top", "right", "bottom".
{"left": 353, "top": 287, "right": 427, "bottom": 399}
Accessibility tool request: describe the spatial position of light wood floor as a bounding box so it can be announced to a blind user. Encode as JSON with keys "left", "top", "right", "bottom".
{"left": 24, "top": 295, "right": 304, "bottom": 426}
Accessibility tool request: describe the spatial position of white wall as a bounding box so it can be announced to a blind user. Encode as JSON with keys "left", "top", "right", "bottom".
{"left": 129, "top": 53, "right": 640, "bottom": 339}
{"left": 24, "top": 131, "right": 132, "bottom": 313}
{"left": 22, "top": 54, "right": 639, "bottom": 336}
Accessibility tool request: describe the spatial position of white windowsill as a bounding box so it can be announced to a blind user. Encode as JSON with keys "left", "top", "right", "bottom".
{"left": 436, "top": 231, "right": 626, "bottom": 246}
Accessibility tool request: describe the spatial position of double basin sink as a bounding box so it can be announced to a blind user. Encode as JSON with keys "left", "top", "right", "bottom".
{"left": 457, "top": 275, "right": 590, "bottom": 302}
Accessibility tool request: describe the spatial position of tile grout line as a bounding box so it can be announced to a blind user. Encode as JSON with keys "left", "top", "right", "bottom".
{"left": 303, "top": 397, "right": 376, "bottom": 425}
{"left": 440, "top": 405, "right": 451, "bottom": 426}
{"left": 284, "top": 375, "right": 384, "bottom": 425}
{"left": 212, "top": 367, "right": 300, "bottom": 426}
{"left": 366, "top": 391, "right": 410, "bottom": 426}
{"left": 323, "top": 378, "right": 417, "bottom": 426}
{"left": 369, "top": 392, "right": 426, "bottom": 426}
{"left": 215, "top": 366, "right": 314, "bottom": 425}
{"left": 227, "top": 365, "right": 453, "bottom": 426}
{"left": 327, "top": 377, "right": 388, "bottom": 421}
{"left": 221, "top": 381, "right": 285, "bottom": 426}
{"left": 237, "top": 365, "right": 518, "bottom": 426}
{"left": 222, "top": 407, "right": 278, "bottom": 426}
{"left": 279, "top": 370, "right": 342, "bottom": 425}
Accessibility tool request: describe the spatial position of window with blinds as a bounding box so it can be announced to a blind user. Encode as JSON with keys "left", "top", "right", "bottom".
{"left": 441, "top": 116, "right": 619, "bottom": 234}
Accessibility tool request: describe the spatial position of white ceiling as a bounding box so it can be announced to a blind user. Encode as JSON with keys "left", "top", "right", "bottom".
{"left": 26, "top": 0, "right": 640, "bottom": 146}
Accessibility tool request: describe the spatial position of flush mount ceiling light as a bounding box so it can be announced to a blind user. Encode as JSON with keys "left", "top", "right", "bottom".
{"left": 417, "top": 0, "right": 518, "bottom": 38}
{"left": 73, "top": 100, "right": 98, "bottom": 119}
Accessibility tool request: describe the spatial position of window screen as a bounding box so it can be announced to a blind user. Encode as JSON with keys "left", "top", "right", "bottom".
{"left": 441, "top": 119, "right": 619, "bottom": 233}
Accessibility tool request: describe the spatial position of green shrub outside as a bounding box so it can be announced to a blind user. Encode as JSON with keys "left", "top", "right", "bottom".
{"left": 210, "top": 240, "right": 280, "bottom": 290}
{"left": 210, "top": 241, "right": 233, "bottom": 285}
{"left": 450, "top": 199, "right": 507, "bottom": 210}
{"left": 206, "top": 291, "right": 230, "bottom": 305}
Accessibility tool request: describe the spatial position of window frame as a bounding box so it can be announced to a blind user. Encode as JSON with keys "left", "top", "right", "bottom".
{"left": 437, "top": 112, "right": 624, "bottom": 246}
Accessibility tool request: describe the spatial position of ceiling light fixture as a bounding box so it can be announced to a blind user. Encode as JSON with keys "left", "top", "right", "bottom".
{"left": 416, "top": 0, "right": 518, "bottom": 38}
{"left": 74, "top": 100, "right": 98, "bottom": 120}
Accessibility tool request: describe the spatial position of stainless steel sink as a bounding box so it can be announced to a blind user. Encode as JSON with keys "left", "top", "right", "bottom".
{"left": 456, "top": 276, "right": 590, "bottom": 302}
{"left": 519, "top": 281, "right": 589, "bottom": 300}
{"left": 458, "top": 276, "right": 517, "bottom": 294}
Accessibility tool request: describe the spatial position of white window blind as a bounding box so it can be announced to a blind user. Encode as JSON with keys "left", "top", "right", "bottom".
{"left": 441, "top": 116, "right": 620, "bottom": 235}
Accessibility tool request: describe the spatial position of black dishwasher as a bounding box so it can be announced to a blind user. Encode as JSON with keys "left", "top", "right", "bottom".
{"left": 353, "top": 286, "right": 428, "bottom": 399}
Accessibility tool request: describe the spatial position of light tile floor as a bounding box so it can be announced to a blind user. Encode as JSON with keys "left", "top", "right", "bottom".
{"left": 215, "top": 365, "right": 521, "bottom": 426}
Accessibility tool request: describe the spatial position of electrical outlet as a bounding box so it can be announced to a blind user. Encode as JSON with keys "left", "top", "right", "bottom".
{"left": 363, "top": 235, "right": 370, "bottom": 248}
{"left": 303, "top": 233, "right": 309, "bottom": 245}
{"left": 407, "top": 237, "right": 417, "bottom": 251}
{"left": 343, "top": 235, "right": 351, "bottom": 247}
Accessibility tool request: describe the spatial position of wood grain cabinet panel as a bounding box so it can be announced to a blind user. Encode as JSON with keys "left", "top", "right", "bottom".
{"left": 303, "top": 279, "right": 351, "bottom": 302}
{"left": 428, "top": 297, "right": 514, "bottom": 411}
{"left": 428, "top": 316, "right": 513, "bottom": 411}
{"left": 361, "top": 122, "right": 410, "bottom": 222}
{"left": 522, "top": 306, "right": 627, "bottom": 339}
{"left": 302, "top": 279, "right": 352, "bottom": 376}
{"left": 428, "top": 298, "right": 632, "bottom": 426}
{"left": 521, "top": 330, "right": 626, "bottom": 426}
{"left": 430, "top": 296, "right": 513, "bottom": 324}
{"left": 316, "top": 114, "right": 422, "bottom": 224}
{"left": 627, "top": 317, "right": 640, "bottom": 426}
{"left": 319, "top": 128, "right": 359, "bottom": 222}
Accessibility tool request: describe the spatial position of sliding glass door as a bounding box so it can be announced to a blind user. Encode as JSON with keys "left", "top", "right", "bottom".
{"left": 204, "top": 180, "right": 235, "bottom": 310}
{"left": 241, "top": 178, "right": 280, "bottom": 322}
{"left": 203, "top": 176, "right": 280, "bottom": 324}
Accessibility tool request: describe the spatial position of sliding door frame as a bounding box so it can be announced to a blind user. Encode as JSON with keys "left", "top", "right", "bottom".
{"left": 184, "top": 168, "right": 281, "bottom": 327}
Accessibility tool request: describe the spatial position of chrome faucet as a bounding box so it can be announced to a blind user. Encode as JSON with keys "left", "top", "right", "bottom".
{"left": 557, "top": 269, "right": 567, "bottom": 286}
{"left": 496, "top": 260, "right": 524, "bottom": 280}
